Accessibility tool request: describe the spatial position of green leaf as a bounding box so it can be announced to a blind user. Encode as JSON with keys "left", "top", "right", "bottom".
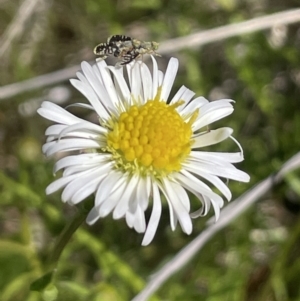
{"left": 30, "top": 271, "right": 54, "bottom": 292}
{"left": 42, "top": 284, "right": 58, "bottom": 301}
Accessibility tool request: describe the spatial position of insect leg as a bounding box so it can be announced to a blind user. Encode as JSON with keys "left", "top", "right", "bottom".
{"left": 120, "top": 51, "right": 139, "bottom": 65}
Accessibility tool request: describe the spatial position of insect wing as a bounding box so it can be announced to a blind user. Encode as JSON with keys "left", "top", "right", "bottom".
{"left": 94, "top": 43, "right": 108, "bottom": 55}
{"left": 108, "top": 35, "right": 132, "bottom": 45}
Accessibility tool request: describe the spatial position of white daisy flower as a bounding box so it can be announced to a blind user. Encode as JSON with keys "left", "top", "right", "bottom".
{"left": 38, "top": 57, "right": 250, "bottom": 246}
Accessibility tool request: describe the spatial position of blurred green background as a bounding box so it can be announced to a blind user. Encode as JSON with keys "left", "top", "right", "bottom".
{"left": 1, "top": 0, "right": 300, "bottom": 300}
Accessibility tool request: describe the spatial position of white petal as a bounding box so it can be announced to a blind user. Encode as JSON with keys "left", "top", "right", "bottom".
{"left": 190, "top": 150, "right": 244, "bottom": 163}
{"left": 63, "top": 162, "right": 111, "bottom": 176}
{"left": 169, "top": 86, "right": 188, "bottom": 105}
{"left": 57, "top": 131, "right": 101, "bottom": 141}
{"left": 76, "top": 71, "right": 90, "bottom": 85}
{"left": 97, "top": 66, "right": 120, "bottom": 109}
{"left": 151, "top": 55, "right": 159, "bottom": 99}
{"left": 156, "top": 182, "right": 176, "bottom": 231}
{"left": 158, "top": 70, "right": 164, "bottom": 87}
{"left": 160, "top": 58, "right": 179, "bottom": 101}
{"left": 61, "top": 165, "right": 110, "bottom": 203}
{"left": 54, "top": 153, "right": 110, "bottom": 173}
{"left": 107, "top": 66, "right": 131, "bottom": 103}
{"left": 125, "top": 211, "right": 134, "bottom": 228}
{"left": 113, "top": 174, "right": 140, "bottom": 219}
{"left": 198, "top": 172, "right": 231, "bottom": 201}
{"left": 58, "top": 122, "right": 107, "bottom": 139}
{"left": 192, "top": 127, "right": 233, "bottom": 148}
{"left": 171, "top": 86, "right": 195, "bottom": 107}
{"left": 69, "top": 79, "right": 109, "bottom": 120}
{"left": 81, "top": 61, "right": 104, "bottom": 95}
{"left": 180, "top": 96, "right": 209, "bottom": 116}
{"left": 132, "top": 177, "right": 150, "bottom": 212}
{"left": 229, "top": 135, "right": 245, "bottom": 160}
{"left": 169, "top": 180, "right": 190, "bottom": 211}
{"left": 66, "top": 102, "right": 95, "bottom": 111}
{"left": 140, "top": 63, "right": 153, "bottom": 102}
{"left": 38, "top": 101, "right": 82, "bottom": 125}
{"left": 190, "top": 194, "right": 211, "bottom": 218}
{"left": 142, "top": 182, "right": 162, "bottom": 246}
{"left": 45, "top": 123, "right": 104, "bottom": 141}
{"left": 161, "top": 178, "right": 192, "bottom": 234}
{"left": 96, "top": 58, "right": 108, "bottom": 70}
{"left": 183, "top": 160, "right": 250, "bottom": 182}
{"left": 98, "top": 179, "right": 127, "bottom": 217}
{"left": 46, "top": 173, "right": 80, "bottom": 195}
{"left": 175, "top": 170, "right": 224, "bottom": 204}
{"left": 71, "top": 176, "right": 104, "bottom": 204}
{"left": 45, "top": 124, "right": 67, "bottom": 136}
{"left": 43, "top": 139, "right": 102, "bottom": 156}
{"left": 86, "top": 206, "right": 101, "bottom": 225}
{"left": 129, "top": 62, "right": 143, "bottom": 100}
{"left": 94, "top": 171, "right": 125, "bottom": 206}
{"left": 210, "top": 198, "right": 221, "bottom": 221}
{"left": 193, "top": 100, "right": 234, "bottom": 130}
{"left": 132, "top": 206, "right": 146, "bottom": 233}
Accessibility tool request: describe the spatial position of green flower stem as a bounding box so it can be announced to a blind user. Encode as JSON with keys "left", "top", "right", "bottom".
{"left": 47, "top": 209, "right": 86, "bottom": 268}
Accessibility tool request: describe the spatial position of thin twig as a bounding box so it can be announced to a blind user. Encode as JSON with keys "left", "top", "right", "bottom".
{"left": 0, "top": 65, "right": 81, "bottom": 101}
{"left": 131, "top": 152, "right": 300, "bottom": 301}
{"left": 0, "top": 0, "right": 42, "bottom": 58}
{"left": 159, "top": 8, "right": 300, "bottom": 53}
{"left": 1, "top": 8, "right": 300, "bottom": 100}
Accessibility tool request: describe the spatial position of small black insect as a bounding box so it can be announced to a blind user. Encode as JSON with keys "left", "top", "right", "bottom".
{"left": 94, "top": 35, "right": 160, "bottom": 66}
{"left": 93, "top": 35, "right": 131, "bottom": 58}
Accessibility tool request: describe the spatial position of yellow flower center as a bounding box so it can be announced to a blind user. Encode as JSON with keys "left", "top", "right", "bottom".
{"left": 106, "top": 90, "right": 198, "bottom": 176}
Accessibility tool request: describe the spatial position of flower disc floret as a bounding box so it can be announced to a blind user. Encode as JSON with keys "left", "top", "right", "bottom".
{"left": 107, "top": 99, "right": 195, "bottom": 174}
